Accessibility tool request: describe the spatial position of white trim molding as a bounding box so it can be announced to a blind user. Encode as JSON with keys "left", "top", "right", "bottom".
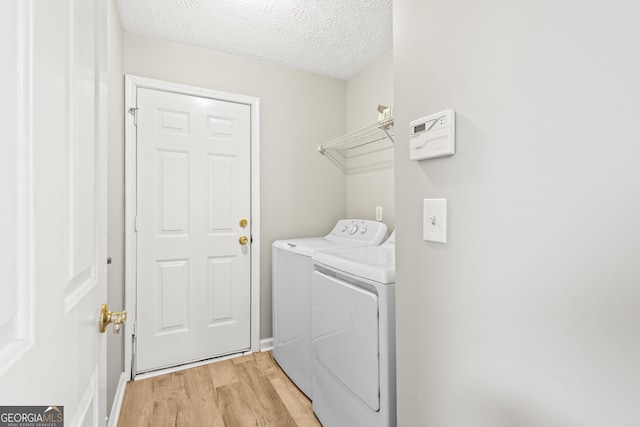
{"left": 260, "top": 337, "right": 274, "bottom": 352}
{"left": 107, "top": 372, "right": 127, "bottom": 427}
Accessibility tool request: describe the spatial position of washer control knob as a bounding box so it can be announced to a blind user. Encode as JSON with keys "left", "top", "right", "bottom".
{"left": 341, "top": 225, "right": 348, "bottom": 232}
{"left": 349, "top": 225, "right": 358, "bottom": 234}
{"left": 361, "top": 227, "right": 367, "bottom": 234}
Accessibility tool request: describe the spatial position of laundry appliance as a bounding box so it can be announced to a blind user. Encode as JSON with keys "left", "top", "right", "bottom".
{"left": 311, "top": 231, "right": 396, "bottom": 427}
{"left": 272, "top": 220, "right": 387, "bottom": 399}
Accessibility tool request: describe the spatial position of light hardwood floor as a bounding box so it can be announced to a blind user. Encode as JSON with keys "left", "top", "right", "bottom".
{"left": 118, "top": 351, "right": 321, "bottom": 427}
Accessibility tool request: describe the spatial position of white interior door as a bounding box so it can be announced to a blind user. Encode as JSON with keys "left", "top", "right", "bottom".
{"left": 0, "top": 0, "right": 108, "bottom": 425}
{"left": 135, "top": 87, "right": 252, "bottom": 373}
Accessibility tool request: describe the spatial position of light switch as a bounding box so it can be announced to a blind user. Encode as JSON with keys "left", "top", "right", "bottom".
{"left": 423, "top": 199, "right": 447, "bottom": 243}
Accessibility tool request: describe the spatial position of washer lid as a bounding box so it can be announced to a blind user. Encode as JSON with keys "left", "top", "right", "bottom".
{"left": 272, "top": 220, "right": 388, "bottom": 257}
{"left": 272, "top": 237, "right": 368, "bottom": 257}
{"left": 313, "top": 243, "right": 395, "bottom": 284}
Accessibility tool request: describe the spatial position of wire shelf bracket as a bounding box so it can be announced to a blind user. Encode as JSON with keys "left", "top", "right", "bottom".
{"left": 318, "top": 116, "right": 394, "bottom": 173}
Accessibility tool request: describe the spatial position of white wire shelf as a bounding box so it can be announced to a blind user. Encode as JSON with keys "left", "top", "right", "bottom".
{"left": 317, "top": 117, "right": 394, "bottom": 173}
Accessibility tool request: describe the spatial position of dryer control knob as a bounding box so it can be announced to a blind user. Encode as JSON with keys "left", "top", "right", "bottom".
{"left": 341, "top": 226, "right": 348, "bottom": 232}
{"left": 349, "top": 225, "right": 358, "bottom": 234}
{"left": 361, "top": 227, "right": 367, "bottom": 234}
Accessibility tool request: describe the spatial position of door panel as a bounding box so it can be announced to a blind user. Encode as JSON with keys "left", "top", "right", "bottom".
{"left": 208, "top": 257, "right": 234, "bottom": 322}
{"left": 0, "top": 0, "right": 107, "bottom": 424}
{"left": 209, "top": 156, "right": 234, "bottom": 230}
{"left": 157, "top": 260, "right": 189, "bottom": 333}
{"left": 136, "top": 88, "right": 251, "bottom": 373}
{"left": 157, "top": 150, "right": 189, "bottom": 233}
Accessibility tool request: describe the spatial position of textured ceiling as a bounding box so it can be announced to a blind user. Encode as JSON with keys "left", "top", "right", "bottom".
{"left": 117, "top": 0, "right": 392, "bottom": 80}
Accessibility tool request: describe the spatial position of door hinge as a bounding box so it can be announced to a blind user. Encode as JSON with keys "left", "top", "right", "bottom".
{"left": 128, "top": 107, "right": 139, "bottom": 126}
{"left": 134, "top": 215, "right": 138, "bottom": 232}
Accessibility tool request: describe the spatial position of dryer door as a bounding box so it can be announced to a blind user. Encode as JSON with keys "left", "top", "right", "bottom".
{"left": 312, "top": 270, "right": 380, "bottom": 411}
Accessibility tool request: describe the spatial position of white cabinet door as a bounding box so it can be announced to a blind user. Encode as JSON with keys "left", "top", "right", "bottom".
{"left": 135, "top": 88, "right": 252, "bottom": 373}
{"left": 0, "top": 0, "right": 107, "bottom": 425}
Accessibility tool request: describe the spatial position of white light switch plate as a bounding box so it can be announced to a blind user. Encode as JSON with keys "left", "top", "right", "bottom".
{"left": 423, "top": 199, "right": 447, "bottom": 243}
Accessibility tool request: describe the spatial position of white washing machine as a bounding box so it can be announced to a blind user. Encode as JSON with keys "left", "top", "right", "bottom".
{"left": 311, "top": 231, "right": 396, "bottom": 427}
{"left": 272, "top": 220, "right": 388, "bottom": 399}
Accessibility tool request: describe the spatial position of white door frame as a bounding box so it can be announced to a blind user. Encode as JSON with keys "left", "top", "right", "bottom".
{"left": 123, "top": 75, "right": 261, "bottom": 379}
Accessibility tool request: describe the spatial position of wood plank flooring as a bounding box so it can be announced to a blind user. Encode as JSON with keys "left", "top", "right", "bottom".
{"left": 118, "top": 351, "right": 322, "bottom": 427}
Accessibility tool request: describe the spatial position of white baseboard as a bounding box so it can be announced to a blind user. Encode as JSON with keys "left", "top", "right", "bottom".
{"left": 107, "top": 372, "right": 128, "bottom": 427}
{"left": 260, "top": 337, "right": 273, "bottom": 352}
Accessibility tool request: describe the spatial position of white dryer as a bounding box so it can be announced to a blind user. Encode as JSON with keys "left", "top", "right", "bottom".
{"left": 272, "top": 220, "right": 387, "bottom": 399}
{"left": 311, "top": 232, "right": 396, "bottom": 427}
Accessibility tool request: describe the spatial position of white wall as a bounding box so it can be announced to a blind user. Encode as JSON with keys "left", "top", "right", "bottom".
{"left": 122, "top": 33, "right": 347, "bottom": 339}
{"left": 346, "top": 49, "right": 395, "bottom": 231}
{"left": 106, "top": 0, "right": 124, "bottom": 415}
{"left": 394, "top": 1, "right": 640, "bottom": 426}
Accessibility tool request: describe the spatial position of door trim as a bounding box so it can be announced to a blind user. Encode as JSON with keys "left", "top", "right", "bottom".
{"left": 123, "top": 75, "right": 261, "bottom": 379}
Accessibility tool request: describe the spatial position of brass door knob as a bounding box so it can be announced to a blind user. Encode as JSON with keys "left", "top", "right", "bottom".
{"left": 99, "top": 303, "right": 127, "bottom": 334}
{"left": 239, "top": 218, "right": 248, "bottom": 228}
{"left": 239, "top": 235, "right": 249, "bottom": 245}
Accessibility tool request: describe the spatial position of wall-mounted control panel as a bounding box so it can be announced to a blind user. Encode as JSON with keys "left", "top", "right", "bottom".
{"left": 409, "top": 109, "right": 455, "bottom": 161}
